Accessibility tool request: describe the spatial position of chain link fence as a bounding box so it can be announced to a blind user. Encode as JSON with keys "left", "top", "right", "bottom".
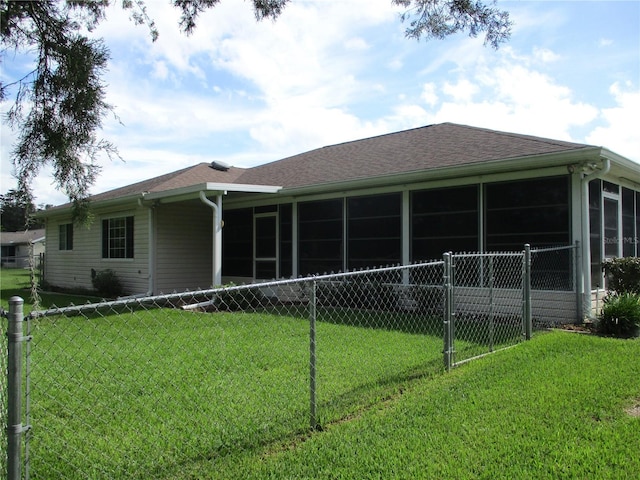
{"left": 448, "top": 252, "right": 526, "bottom": 365}
{"left": 1, "top": 312, "right": 7, "bottom": 477}
{"left": 2, "top": 245, "right": 579, "bottom": 478}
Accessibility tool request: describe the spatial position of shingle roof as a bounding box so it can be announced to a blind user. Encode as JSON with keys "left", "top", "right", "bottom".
{"left": 235, "top": 123, "right": 593, "bottom": 188}
{"left": 90, "top": 162, "right": 247, "bottom": 202}
{"left": 1, "top": 229, "right": 46, "bottom": 245}
{"left": 76, "top": 123, "right": 596, "bottom": 205}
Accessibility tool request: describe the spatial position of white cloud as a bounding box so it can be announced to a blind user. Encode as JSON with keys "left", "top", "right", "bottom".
{"left": 587, "top": 82, "right": 640, "bottom": 161}
{"left": 420, "top": 83, "right": 438, "bottom": 107}
{"left": 2, "top": 0, "right": 638, "bottom": 208}
{"left": 442, "top": 79, "right": 478, "bottom": 103}
{"left": 396, "top": 47, "right": 601, "bottom": 142}
{"left": 532, "top": 46, "right": 561, "bottom": 63}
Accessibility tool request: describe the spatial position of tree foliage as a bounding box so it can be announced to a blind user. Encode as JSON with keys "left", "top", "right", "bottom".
{"left": 393, "top": 0, "right": 511, "bottom": 48}
{"left": 1, "top": 0, "right": 511, "bottom": 222}
{"left": 0, "top": 188, "right": 44, "bottom": 231}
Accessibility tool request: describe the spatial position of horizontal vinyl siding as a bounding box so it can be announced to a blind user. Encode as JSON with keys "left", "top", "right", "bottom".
{"left": 154, "top": 201, "right": 213, "bottom": 293}
{"left": 44, "top": 206, "right": 150, "bottom": 295}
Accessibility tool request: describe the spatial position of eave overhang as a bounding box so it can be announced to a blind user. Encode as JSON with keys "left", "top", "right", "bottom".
{"left": 278, "top": 147, "right": 608, "bottom": 197}
{"left": 37, "top": 182, "right": 282, "bottom": 218}
{"left": 141, "top": 182, "right": 282, "bottom": 204}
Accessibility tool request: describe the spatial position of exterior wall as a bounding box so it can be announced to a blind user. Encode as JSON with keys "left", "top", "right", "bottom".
{"left": 153, "top": 200, "right": 214, "bottom": 293}
{"left": 0, "top": 241, "right": 45, "bottom": 268}
{"left": 44, "top": 204, "right": 150, "bottom": 295}
{"left": 454, "top": 287, "right": 578, "bottom": 325}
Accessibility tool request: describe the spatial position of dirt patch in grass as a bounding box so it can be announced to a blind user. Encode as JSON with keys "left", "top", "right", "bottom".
{"left": 557, "top": 322, "right": 597, "bottom": 334}
{"left": 625, "top": 399, "right": 640, "bottom": 418}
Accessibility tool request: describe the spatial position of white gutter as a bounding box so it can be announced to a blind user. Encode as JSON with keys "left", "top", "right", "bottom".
{"left": 581, "top": 157, "right": 610, "bottom": 318}
{"left": 200, "top": 191, "right": 223, "bottom": 287}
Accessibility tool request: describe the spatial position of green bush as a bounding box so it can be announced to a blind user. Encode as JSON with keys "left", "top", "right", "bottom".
{"left": 598, "top": 293, "right": 640, "bottom": 337}
{"left": 91, "top": 268, "right": 124, "bottom": 299}
{"left": 602, "top": 257, "right": 640, "bottom": 294}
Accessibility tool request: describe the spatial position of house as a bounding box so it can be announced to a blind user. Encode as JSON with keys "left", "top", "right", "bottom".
{"left": 38, "top": 123, "right": 640, "bottom": 316}
{"left": 0, "top": 229, "right": 46, "bottom": 268}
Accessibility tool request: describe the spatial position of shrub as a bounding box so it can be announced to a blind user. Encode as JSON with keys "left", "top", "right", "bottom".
{"left": 91, "top": 268, "right": 124, "bottom": 298}
{"left": 602, "top": 257, "right": 640, "bottom": 294}
{"left": 597, "top": 293, "right": 640, "bottom": 337}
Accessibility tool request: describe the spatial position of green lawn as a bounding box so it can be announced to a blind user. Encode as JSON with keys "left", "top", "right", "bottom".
{"left": 238, "top": 331, "right": 640, "bottom": 480}
{"left": 2, "top": 269, "right": 639, "bottom": 479}
{"left": 0, "top": 267, "right": 102, "bottom": 314}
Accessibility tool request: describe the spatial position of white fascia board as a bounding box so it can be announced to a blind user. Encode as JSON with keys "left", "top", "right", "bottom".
{"left": 143, "top": 182, "right": 281, "bottom": 203}
{"left": 599, "top": 148, "right": 640, "bottom": 184}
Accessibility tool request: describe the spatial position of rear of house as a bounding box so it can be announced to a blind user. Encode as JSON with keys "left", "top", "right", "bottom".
{"left": 38, "top": 123, "right": 640, "bottom": 319}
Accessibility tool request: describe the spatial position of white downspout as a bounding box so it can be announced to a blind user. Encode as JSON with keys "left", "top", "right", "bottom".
{"left": 200, "top": 191, "right": 223, "bottom": 287}
{"left": 581, "top": 157, "right": 610, "bottom": 318}
{"left": 138, "top": 196, "right": 155, "bottom": 296}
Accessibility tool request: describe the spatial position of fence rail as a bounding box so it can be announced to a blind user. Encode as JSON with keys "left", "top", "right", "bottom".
{"left": 2, "top": 245, "right": 579, "bottom": 479}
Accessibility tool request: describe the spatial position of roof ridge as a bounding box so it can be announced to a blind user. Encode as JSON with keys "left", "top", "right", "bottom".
{"left": 317, "top": 123, "right": 440, "bottom": 151}
{"left": 449, "top": 123, "right": 591, "bottom": 149}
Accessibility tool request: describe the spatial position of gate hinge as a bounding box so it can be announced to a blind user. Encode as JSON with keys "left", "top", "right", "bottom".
{"left": 6, "top": 333, "right": 33, "bottom": 343}
{"left": 7, "top": 423, "right": 32, "bottom": 435}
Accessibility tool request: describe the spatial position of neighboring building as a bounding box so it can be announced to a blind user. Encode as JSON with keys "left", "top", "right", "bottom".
{"left": 38, "top": 123, "right": 640, "bottom": 315}
{"left": 0, "top": 229, "right": 46, "bottom": 268}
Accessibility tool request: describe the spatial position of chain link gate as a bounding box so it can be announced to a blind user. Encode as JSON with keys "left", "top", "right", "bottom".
{"left": 3, "top": 245, "right": 578, "bottom": 478}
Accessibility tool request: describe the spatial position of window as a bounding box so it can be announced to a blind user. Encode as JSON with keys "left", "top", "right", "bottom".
{"left": 222, "top": 208, "right": 253, "bottom": 277}
{"left": 299, "top": 198, "right": 343, "bottom": 276}
{"left": 255, "top": 213, "right": 278, "bottom": 279}
{"left": 589, "top": 180, "right": 602, "bottom": 288}
{"left": 485, "top": 176, "right": 570, "bottom": 251}
{"left": 102, "top": 216, "right": 134, "bottom": 259}
{"left": 348, "top": 193, "right": 401, "bottom": 270}
{"left": 622, "top": 187, "right": 636, "bottom": 257}
{"left": 279, "top": 204, "right": 293, "bottom": 278}
{"left": 411, "top": 185, "right": 479, "bottom": 261}
{"left": 59, "top": 223, "right": 73, "bottom": 250}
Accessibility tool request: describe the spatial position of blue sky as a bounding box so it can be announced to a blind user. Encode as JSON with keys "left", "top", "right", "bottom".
{"left": 1, "top": 0, "right": 639, "bottom": 207}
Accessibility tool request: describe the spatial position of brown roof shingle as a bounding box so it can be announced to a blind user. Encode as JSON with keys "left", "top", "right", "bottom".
{"left": 1, "top": 229, "right": 46, "bottom": 245}
{"left": 235, "top": 123, "right": 592, "bottom": 188}
{"left": 73, "top": 123, "right": 594, "bottom": 206}
{"left": 90, "top": 162, "right": 247, "bottom": 202}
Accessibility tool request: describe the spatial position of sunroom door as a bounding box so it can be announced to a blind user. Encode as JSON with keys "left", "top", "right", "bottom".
{"left": 603, "top": 196, "right": 621, "bottom": 259}
{"left": 254, "top": 213, "right": 279, "bottom": 280}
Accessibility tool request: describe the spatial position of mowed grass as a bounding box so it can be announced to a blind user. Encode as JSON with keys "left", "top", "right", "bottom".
{"left": 2, "top": 269, "right": 446, "bottom": 478}
{"left": 237, "top": 331, "right": 640, "bottom": 480}
{"left": 0, "top": 267, "right": 102, "bottom": 314}
{"left": 27, "top": 309, "right": 444, "bottom": 479}
{"left": 3, "top": 269, "right": 639, "bottom": 478}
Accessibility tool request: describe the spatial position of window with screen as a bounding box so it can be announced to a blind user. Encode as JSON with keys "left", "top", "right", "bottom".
{"left": 411, "top": 185, "right": 479, "bottom": 261}
{"left": 298, "top": 198, "right": 343, "bottom": 276}
{"left": 222, "top": 208, "right": 253, "bottom": 277}
{"left": 347, "top": 193, "right": 401, "bottom": 270}
{"left": 485, "top": 176, "right": 570, "bottom": 251}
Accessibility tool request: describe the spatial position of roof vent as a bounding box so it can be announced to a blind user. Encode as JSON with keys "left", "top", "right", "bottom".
{"left": 210, "top": 160, "right": 231, "bottom": 172}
